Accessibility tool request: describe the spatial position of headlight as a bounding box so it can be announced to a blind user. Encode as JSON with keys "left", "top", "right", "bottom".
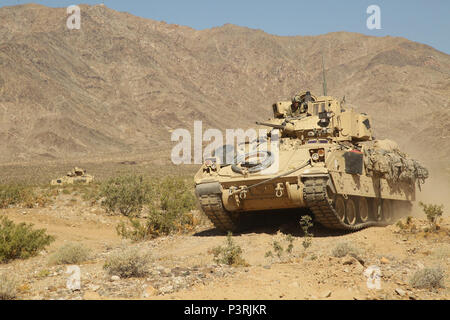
{"left": 318, "top": 149, "right": 325, "bottom": 157}
{"left": 309, "top": 148, "right": 325, "bottom": 162}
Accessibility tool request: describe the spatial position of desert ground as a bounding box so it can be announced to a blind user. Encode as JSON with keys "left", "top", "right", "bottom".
{"left": 0, "top": 161, "right": 448, "bottom": 301}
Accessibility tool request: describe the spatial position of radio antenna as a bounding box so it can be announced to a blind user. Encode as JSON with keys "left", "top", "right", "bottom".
{"left": 322, "top": 53, "right": 327, "bottom": 96}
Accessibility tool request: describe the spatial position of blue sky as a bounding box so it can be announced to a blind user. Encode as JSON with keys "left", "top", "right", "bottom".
{"left": 3, "top": 0, "right": 450, "bottom": 53}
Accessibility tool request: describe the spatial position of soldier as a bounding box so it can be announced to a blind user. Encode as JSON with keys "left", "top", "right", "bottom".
{"left": 290, "top": 91, "right": 312, "bottom": 117}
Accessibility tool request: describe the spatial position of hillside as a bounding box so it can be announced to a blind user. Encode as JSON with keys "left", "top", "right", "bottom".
{"left": 0, "top": 4, "right": 449, "bottom": 165}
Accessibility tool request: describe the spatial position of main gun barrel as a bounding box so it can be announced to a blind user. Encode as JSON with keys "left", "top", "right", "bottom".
{"left": 255, "top": 121, "right": 286, "bottom": 130}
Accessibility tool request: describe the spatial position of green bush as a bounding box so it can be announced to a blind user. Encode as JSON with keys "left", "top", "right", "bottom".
{"left": 211, "top": 232, "right": 247, "bottom": 266}
{"left": 299, "top": 215, "right": 313, "bottom": 250}
{"left": 409, "top": 267, "right": 445, "bottom": 289}
{"left": 103, "top": 248, "right": 150, "bottom": 278}
{"left": 0, "top": 273, "right": 17, "bottom": 300}
{"left": 48, "top": 243, "right": 90, "bottom": 265}
{"left": 117, "top": 176, "right": 196, "bottom": 240}
{"left": 0, "top": 217, "right": 55, "bottom": 263}
{"left": 100, "top": 175, "right": 151, "bottom": 216}
{"left": 0, "top": 184, "right": 36, "bottom": 209}
{"left": 265, "top": 234, "right": 295, "bottom": 260}
{"left": 419, "top": 202, "right": 444, "bottom": 232}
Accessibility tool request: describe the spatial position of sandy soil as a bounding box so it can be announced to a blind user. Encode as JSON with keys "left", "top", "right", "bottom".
{"left": 1, "top": 191, "right": 449, "bottom": 301}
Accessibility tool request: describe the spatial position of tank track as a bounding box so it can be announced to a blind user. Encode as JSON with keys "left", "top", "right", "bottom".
{"left": 303, "top": 177, "right": 388, "bottom": 231}
{"left": 198, "top": 194, "right": 238, "bottom": 232}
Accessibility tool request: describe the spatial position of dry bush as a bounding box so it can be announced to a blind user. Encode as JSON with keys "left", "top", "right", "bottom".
{"left": 103, "top": 248, "right": 150, "bottom": 278}
{"left": 0, "top": 217, "right": 54, "bottom": 263}
{"left": 409, "top": 267, "right": 445, "bottom": 289}
{"left": 331, "top": 242, "right": 361, "bottom": 259}
{"left": 210, "top": 232, "right": 247, "bottom": 267}
{"left": 0, "top": 273, "right": 17, "bottom": 300}
{"left": 0, "top": 183, "right": 53, "bottom": 209}
{"left": 48, "top": 243, "right": 90, "bottom": 265}
{"left": 0, "top": 184, "right": 34, "bottom": 208}
{"left": 0, "top": 274, "right": 17, "bottom": 300}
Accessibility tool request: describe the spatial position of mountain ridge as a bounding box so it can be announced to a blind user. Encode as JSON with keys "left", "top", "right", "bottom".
{"left": 0, "top": 4, "right": 449, "bottom": 165}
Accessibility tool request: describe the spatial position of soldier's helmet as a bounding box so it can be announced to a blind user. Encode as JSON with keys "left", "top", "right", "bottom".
{"left": 292, "top": 94, "right": 302, "bottom": 103}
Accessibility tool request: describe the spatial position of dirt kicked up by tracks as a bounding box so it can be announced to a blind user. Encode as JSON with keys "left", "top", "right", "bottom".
{"left": 0, "top": 190, "right": 449, "bottom": 301}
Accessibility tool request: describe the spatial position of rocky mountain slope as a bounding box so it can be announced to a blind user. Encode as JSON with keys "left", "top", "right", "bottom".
{"left": 0, "top": 4, "right": 449, "bottom": 164}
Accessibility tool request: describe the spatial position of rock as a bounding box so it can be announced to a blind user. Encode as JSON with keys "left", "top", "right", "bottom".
{"left": 263, "top": 265, "right": 271, "bottom": 270}
{"left": 83, "top": 291, "right": 101, "bottom": 300}
{"left": 323, "top": 290, "right": 332, "bottom": 298}
{"left": 88, "top": 284, "right": 100, "bottom": 291}
{"left": 159, "top": 285, "right": 174, "bottom": 294}
{"left": 163, "top": 268, "right": 172, "bottom": 274}
{"left": 380, "top": 257, "right": 390, "bottom": 264}
{"left": 47, "top": 286, "right": 57, "bottom": 292}
{"left": 395, "top": 288, "right": 406, "bottom": 297}
{"left": 111, "top": 275, "right": 120, "bottom": 282}
{"left": 342, "top": 256, "right": 356, "bottom": 265}
{"left": 354, "top": 263, "right": 364, "bottom": 273}
{"left": 143, "top": 285, "right": 158, "bottom": 298}
{"left": 173, "top": 276, "right": 184, "bottom": 286}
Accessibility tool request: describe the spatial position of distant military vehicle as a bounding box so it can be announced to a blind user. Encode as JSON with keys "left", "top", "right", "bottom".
{"left": 194, "top": 91, "right": 428, "bottom": 232}
{"left": 51, "top": 167, "right": 94, "bottom": 186}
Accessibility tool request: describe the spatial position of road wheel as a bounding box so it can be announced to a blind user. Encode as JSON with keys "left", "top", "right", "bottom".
{"left": 373, "top": 198, "right": 383, "bottom": 221}
{"left": 346, "top": 198, "right": 357, "bottom": 226}
{"left": 359, "top": 197, "right": 370, "bottom": 223}
{"left": 382, "top": 199, "right": 393, "bottom": 223}
{"left": 335, "top": 195, "right": 346, "bottom": 222}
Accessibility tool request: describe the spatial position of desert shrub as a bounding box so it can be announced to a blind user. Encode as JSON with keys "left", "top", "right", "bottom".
{"left": 0, "top": 273, "right": 17, "bottom": 300}
{"left": 409, "top": 267, "right": 445, "bottom": 289}
{"left": 431, "top": 245, "right": 450, "bottom": 261}
{"left": 57, "top": 182, "right": 100, "bottom": 202}
{"left": 116, "top": 218, "right": 150, "bottom": 242}
{"left": 48, "top": 243, "right": 90, "bottom": 265}
{"left": 210, "top": 232, "right": 247, "bottom": 266}
{"left": 103, "top": 248, "right": 150, "bottom": 278}
{"left": 147, "top": 176, "right": 196, "bottom": 235}
{"left": 419, "top": 202, "right": 444, "bottom": 232}
{"left": 0, "top": 217, "right": 55, "bottom": 263}
{"left": 117, "top": 176, "right": 196, "bottom": 240}
{"left": 331, "top": 242, "right": 361, "bottom": 259}
{"left": 100, "top": 175, "right": 151, "bottom": 216}
{"left": 299, "top": 215, "right": 313, "bottom": 250}
{"left": 0, "top": 184, "right": 36, "bottom": 209}
{"left": 265, "top": 234, "right": 295, "bottom": 260}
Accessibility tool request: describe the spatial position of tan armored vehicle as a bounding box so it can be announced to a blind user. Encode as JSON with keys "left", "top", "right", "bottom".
{"left": 51, "top": 167, "right": 94, "bottom": 186}
{"left": 194, "top": 91, "right": 428, "bottom": 232}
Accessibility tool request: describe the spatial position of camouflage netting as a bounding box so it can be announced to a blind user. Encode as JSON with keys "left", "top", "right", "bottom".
{"left": 363, "top": 140, "right": 429, "bottom": 185}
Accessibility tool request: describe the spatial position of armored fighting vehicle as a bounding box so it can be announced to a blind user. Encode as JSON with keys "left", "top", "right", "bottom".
{"left": 51, "top": 167, "right": 94, "bottom": 186}
{"left": 194, "top": 91, "right": 429, "bottom": 232}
